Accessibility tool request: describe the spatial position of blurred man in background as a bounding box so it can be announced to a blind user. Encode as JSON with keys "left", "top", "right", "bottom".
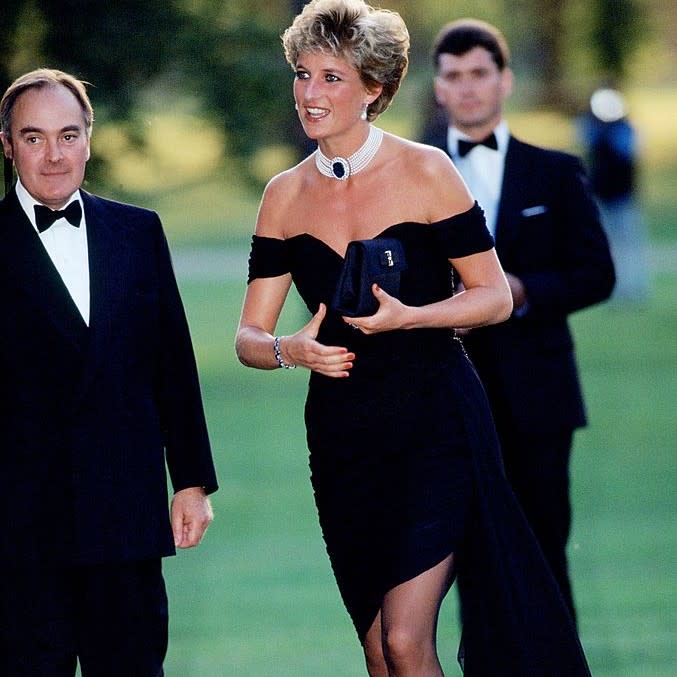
{"left": 0, "top": 68, "right": 217, "bottom": 676}
{"left": 424, "top": 19, "right": 615, "bottom": 622}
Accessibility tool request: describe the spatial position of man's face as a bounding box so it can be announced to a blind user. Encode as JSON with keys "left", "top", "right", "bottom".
{"left": 1, "top": 84, "right": 90, "bottom": 209}
{"left": 434, "top": 46, "right": 512, "bottom": 137}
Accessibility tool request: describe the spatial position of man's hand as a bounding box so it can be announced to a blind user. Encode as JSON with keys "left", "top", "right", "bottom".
{"left": 505, "top": 272, "right": 528, "bottom": 310}
{"left": 171, "top": 486, "right": 213, "bottom": 549}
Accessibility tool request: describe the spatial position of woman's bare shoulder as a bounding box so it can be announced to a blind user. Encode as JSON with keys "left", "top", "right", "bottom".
{"left": 385, "top": 135, "right": 473, "bottom": 221}
{"left": 255, "top": 158, "right": 313, "bottom": 237}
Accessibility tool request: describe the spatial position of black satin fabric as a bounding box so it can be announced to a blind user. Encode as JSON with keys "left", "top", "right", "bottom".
{"left": 247, "top": 203, "right": 590, "bottom": 675}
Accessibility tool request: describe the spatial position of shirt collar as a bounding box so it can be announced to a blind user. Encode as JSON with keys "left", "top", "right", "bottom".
{"left": 15, "top": 178, "right": 82, "bottom": 233}
{"left": 447, "top": 120, "right": 510, "bottom": 158}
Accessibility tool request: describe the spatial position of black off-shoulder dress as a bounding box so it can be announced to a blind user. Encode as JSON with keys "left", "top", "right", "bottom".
{"left": 247, "top": 203, "right": 591, "bottom": 676}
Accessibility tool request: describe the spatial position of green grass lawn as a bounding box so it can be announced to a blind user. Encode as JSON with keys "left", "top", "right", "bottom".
{"left": 158, "top": 269, "right": 675, "bottom": 676}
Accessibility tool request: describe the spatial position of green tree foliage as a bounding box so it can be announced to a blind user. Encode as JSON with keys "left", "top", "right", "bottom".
{"left": 1, "top": 0, "right": 298, "bottom": 183}
{"left": 0, "top": 2, "right": 30, "bottom": 94}
{"left": 591, "top": 0, "right": 644, "bottom": 81}
{"left": 175, "top": 9, "right": 295, "bottom": 158}
{"left": 1, "top": 0, "right": 189, "bottom": 116}
{"left": 0, "top": 0, "right": 660, "bottom": 181}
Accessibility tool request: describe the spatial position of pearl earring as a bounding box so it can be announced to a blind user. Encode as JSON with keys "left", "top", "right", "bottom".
{"left": 360, "top": 104, "right": 368, "bottom": 121}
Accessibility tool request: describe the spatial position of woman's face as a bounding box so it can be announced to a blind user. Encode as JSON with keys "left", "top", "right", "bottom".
{"left": 293, "top": 51, "right": 375, "bottom": 142}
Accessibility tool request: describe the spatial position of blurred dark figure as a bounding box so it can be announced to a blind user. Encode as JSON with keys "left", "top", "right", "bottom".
{"left": 578, "top": 87, "right": 650, "bottom": 303}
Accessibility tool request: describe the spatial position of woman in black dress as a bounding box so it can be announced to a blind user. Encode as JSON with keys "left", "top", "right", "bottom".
{"left": 236, "top": 1, "right": 591, "bottom": 675}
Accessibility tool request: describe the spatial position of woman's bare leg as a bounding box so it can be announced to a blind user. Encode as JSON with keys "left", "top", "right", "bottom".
{"left": 363, "top": 611, "right": 388, "bottom": 677}
{"left": 361, "top": 554, "right": 456, "bottom": 676}
{"left": 379, "top": 554, "right": 455, "bottom": 677}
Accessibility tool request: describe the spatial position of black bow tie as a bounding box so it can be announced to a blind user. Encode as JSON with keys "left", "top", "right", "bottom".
{"left": 34, "top": 201, "right": 82, "bottom": 233}
{"left": 457, "top": 133, "right": 498, "bottom": 157}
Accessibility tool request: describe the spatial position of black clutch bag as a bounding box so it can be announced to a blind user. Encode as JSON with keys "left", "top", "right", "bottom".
{"left": 331, "top": 238, "right": 407, "bottom": 317}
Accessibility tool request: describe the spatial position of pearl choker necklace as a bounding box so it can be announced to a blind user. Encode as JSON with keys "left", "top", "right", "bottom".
{"left": 315, "top": 125, "right": 384, "bottom": 181}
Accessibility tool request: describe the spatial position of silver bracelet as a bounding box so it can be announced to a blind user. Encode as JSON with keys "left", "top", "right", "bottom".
{"left": 273, "top": 336, "right": 296, "bottom": 369}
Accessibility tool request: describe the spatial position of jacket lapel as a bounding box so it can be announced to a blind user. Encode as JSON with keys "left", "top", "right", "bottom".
{"left": 74, "top": 190, "right": 130, "bottom": 396}
{"left": 0, "top": 189, "right": 88, "bottom": 348}
{"left": 74, "top": 191, "right": 131, "bottom": 400}
{"left": 494, "top": 137, "right": 529, "bottom": 255}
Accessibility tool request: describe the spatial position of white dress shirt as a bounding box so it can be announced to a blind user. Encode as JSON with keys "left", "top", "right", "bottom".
{"left": 447, "top": 121, "right": 510, "bottom": 236}
{"left": 16, "top": 179, "right": 90, "bottom": 325}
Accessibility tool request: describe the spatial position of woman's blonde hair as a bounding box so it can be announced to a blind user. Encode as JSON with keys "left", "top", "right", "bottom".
{"left": 282, "top": 0, "right": 409, "bottom": 121}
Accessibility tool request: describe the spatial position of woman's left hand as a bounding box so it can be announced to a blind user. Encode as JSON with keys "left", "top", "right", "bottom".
{"left": 343, "top": 284, "right": 408, "bottom": 334}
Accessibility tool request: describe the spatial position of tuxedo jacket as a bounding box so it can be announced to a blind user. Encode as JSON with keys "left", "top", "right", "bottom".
{"left": 428, "top": 132, "right": 615, "bottom": 435}
{"left": 0, "top": 188, "right": 217, "bottom": 565}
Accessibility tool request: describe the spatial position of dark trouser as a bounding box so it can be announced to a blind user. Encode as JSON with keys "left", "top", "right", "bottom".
{"left": 0, "top": 559, "right": 168, "bottom": 676}
{"left": 495, "top": 424, "right": 577, "bottom": 623}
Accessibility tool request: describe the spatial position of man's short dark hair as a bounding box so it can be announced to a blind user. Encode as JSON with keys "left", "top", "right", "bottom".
{"left": 432, "top": 18, "right": 510, "bottom": 71}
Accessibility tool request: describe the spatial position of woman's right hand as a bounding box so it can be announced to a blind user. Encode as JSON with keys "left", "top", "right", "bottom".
{"left": 284, "top": 303, "right": 355, "bottom": 378}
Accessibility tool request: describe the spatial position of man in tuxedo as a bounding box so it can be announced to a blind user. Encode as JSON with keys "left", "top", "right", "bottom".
{"left": 424, "top": 20, "right": 615, "bottom": 621}
{"left": 0, "top": 69, "right": 218, "bottom": 675}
